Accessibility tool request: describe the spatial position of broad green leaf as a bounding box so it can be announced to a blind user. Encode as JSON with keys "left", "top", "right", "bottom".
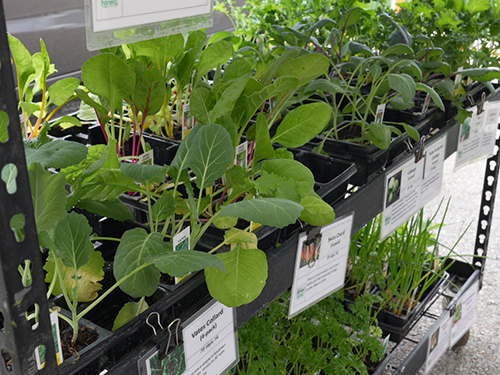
{"left": 127, "top": 34, "right": 185, "bottom": 70}
{"left": 174, "top": 48, "right": 201, "bottom": 88}
{"left": 205, "top": 246, "right": 268, "bottom": 307}
{"left": 304, "top": 79, "right": 344, "bottom": 94}
{"left": 62, "top": 144, "right": 107, "bottom": 182}
{"left": 145, "top": 250, "right": 225, "bottom": 277}
{"left": 25, "top": 140, "right": 88, "bottom": 169}
{"left": 345, "top": 41, "right": 373, "bottom": 56}
{"left": 132, "top": 67, "right": 166, "bottom": 116}
{"left": 112, "top": 297, "right": 149, "bottom": 331}
{"left": 260, "top": 48, "right": 301, "bottom": 85}
{"left": 48, "top": 78, "right": 80, "bottom": 106}
{"left": 81, "top": 54, "right": 136, "bottom": 109}
{"left": 259, "top": 159, "right": 315, "bottom": 199}
{"left": 382, "top": 44, "right": 414, "bottom": 56}
{"left": 255, "top": 170, "right": 301, "bottom": 203}
{"left": 75, "top": 88, "right": 110, "bottom": 125}
{"left": 188, "top": 124, "right": 234, "bottom": 189}
{"left": 150, "top": 195, "right": 176, "bottom": 223}
{"left": 77, "top": 199, "right": 133, "bottom": 221}
{"left": 194, "top": 40, "right": 234, "bottom": 84}
{"left": 272, "top": 102, "right": 331, "bottom": 147}
{"left": 114, "top": 228, "right": 166, "bottom": 298}
{"left": 387, "top": 73, "right": 416, "bottom": 103}
{"left": 119, "top": 163, "right": 167, "bottom": 184}
{"left": 51, "top": 115, "right": 83, "bottom": 130}
{"left": 44, "top": 249, "right": 104, "bottom": 302}
{"left": 79, "top": 170, "right": 137, "bottom": 202}
{"left": 54, "top": 212, "right": 94, "bottom": 271}
{"left": 28, "top": 163, "right": 67, "bottom": 233}
{"left": 19, "top": 102, "right": 41, "bottom": 118}
{"left": 460, "top": 68, "right": 500, "bottom": 82}
{"left": 402, "top": 123, "right": 420, "bottom": 142}
{"left": 222, "top": 58, "right": 253, "bottom": 82}
{"left": 171, "top": 125, "right": 201, "bottom": 171}
{"left": 213, "top": 215, "right": 238, "bottom": 229}
{"left": 190, "top": 85, "right": 215, "bottom": 124}
{"left": 210, "top": 77, "right": 250, "bottom": 121}
{"left": 422, "top": 61, "right": 451, "bottom": 77}
{"left": 368, "top": 121, "right": 391, "bottom": 149}
{"left": 339, "top": 7, "right": 364, "bottom": 30}
{"left": 218, "top": 198, "right": 303, "bottom": 228}
{"left": 277, "top": 54, "right": 329, "bottom": 87}
{"left": 299, "top": 193, "right": 336, "bottom": 226}
{"left": 224, "top": 228, "right": 258, "bottom": 249}
{"left": 464, "top": 0, "right": 489, "bottom": 13}
{"left": 8, "top": 34, "right": 35, "bottom": 96}
{"left": 416, "top": 83, "right": 445, "bottom": 111}
{"left": 433, "top": 79, "right": 455, "bottom": 98}
{"left": 0, "top": 111, "right": 9, "bottom": 143}
{"left": 253, "top": 113, "right": 275, "bottom": 164}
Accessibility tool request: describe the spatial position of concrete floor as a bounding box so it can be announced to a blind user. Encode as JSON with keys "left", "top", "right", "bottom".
{"left": 385, "top": 154, "right": 500, "bottom": 374}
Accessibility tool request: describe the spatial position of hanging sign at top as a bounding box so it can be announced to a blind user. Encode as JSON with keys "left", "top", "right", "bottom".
{"left": 91, "top": 0, "right": 211, "bottom": 32}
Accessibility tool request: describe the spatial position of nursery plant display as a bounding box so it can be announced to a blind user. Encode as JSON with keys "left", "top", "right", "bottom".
{"left": 2, "top": 1, "right": 500, "bottom": 374}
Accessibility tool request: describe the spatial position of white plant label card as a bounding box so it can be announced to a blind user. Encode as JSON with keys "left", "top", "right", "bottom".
{"left": 235, "top": 142, "right": 248, "bottom": 169}
{"left": 138, "top": 150, "right": 154, "bottom": 165}
{"left": 289, "top": 213, "right": 354, "bottom": 319}
{"left": 35, "top": 310, "right": 63, "bottom": 370}
{"left": 375, "top": 104, "right": 386, "bottom": 124}
{"left": 182, "top": 300, "right": 238, "bottom": 375}
{"left": 480, "top": 101, "right": 500, "bottom": 158}
{"left": 381, "top": 135, "right": 447, "bottom": 239}
{"left": 174, "top": 227, "right": 191, "bottom": 284}
{"left": 91, "top": 0, "right": 212, "bottom": 32}
{"left": 424, "top": 315, "right": 452, "bottom": 374}
{"left": 450, "top": 279, "right": 480, "bottom": 348}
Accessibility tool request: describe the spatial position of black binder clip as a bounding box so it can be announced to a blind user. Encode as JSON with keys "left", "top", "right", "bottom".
{"left": 411, "top": 136, "right": 426, "bottom": 163}
{"left": 477, "top": 92, "right": 486, "bottom": 115}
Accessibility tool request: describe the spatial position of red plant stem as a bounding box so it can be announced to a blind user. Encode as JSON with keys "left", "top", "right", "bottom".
{"left": 247, "top": 141, "right": 256, "bottom": 165}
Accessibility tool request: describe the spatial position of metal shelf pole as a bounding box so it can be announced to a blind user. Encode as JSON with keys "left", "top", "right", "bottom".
{"left": 0, "top": 0, "right": 58, "bottom": 373}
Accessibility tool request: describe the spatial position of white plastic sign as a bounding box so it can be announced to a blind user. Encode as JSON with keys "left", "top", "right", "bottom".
{"left": 381, "top": 135, "right": 447, "bottom": 239}
{"left": 289, "top": 214, "right": 354, "bottom": 319}
{"left": 182, "top": 300, "right": 238, "bottom": 375}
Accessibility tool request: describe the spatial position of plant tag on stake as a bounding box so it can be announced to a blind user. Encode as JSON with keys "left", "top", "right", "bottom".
{"left": 424, "top": 314, "right": 453, "bottom": 374}
{"left": 182, "top": 104, "right": 194, "bottom": 140}
{"left": 35, "top": 309, "right": 64, "bottom": 370}
{"left": 235, "top": 141, "right": 248, "bottom": 169}
{"left": 138, "top": 150, "right": 154, "bottom": 166}
{"left": 289, "top": 213, "right": 354, "bottom": 319}
{"left": 381, "top": 135, "right": 447, "bottom": 239}
{"left": 174, "top": 227, "right": 191, "bottom": 284}
{"left": 375, "top": 104, "right": 386, "bottom": 124}
{"left": 422, "top": 93, "right": 432, "bottom": 113}
{"left": 182, "top": 300, "right": 238, "bottom": 375}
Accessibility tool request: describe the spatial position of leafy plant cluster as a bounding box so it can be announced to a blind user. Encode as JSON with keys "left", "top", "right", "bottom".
{"left": 347, "top": 199, "right": 467, "bottom": 317}
{"left": 237, "top": 290, "right": 385, "bottom": 375}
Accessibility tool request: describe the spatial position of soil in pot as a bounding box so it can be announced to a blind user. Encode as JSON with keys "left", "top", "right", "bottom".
{"left": 59, "top": 319, "right": 100, "bottom": 361}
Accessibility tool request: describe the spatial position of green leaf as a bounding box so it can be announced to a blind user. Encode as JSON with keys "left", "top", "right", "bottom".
{"left": 0, "top": 111, "right": 9, "bottom": 143}
{"left": 25, "top": 140, "right": 88, "bottom": 169}
{"left": 387, "top": 73, "right": 416, "bottom": 103}
{"left": 81, "top": 53, "right": 136, "bottom": 109}
{"left": 368, "top": 122, "right": 391, "bottom": 149}
{"left": 205, "top": 246, "right": 268, "bottom": 307}
{"left": 75, "top": 89, "right": 110, "bottom": 125}
{"left": 112, "top": 298, "right": 149, "bottom": 331}
{"left": 146, "top": 250, "right": 225, "bottom": 278}
{"left": 299, "top": 193, "right": 336, "bottom": 226}
{"left": 119, "top": 163, "right": 167, "bottom": 184}
{"left": 464, "top": 0, "right": 489, "bottom": 13}
{"left": 8, "top": 34, "right": 35, "bottom": 96}
{"left": 132, "top": 67, "right": 166, "bottom": 116}
{"left": 304, "top": 79, "right": 344, "bottom": 94}
{"left": 48, "top": 78, "right": 79, "bottom": 106}
{"left": 253, "top": 113, "right": 275, "bottom": 164}
{"left": 277, "top": 53, "right": 329, "bottom": 87}
{"left": 150, "top": 195, "right": 176, "bottom": 223}
{"left": 402, "top": 123, "right": 420, "bottom": 142}
{"left": 460, "top": 68, "right": 500, "bottom": 82}
{"left": 113, "top": 228, "right": 166, "bottom": 298}
{"left": 210, "top": 77, "right": 250, "bottom": 122}
{"left": 54, "top": 212, "right": 94, "bottom": 271}
{"left": 222, "top": 58, "right": 253, "bottom": 82}
{"left": 45, "top": 249, "right": 104, "bottom": 302}
{"left": 190, "top": 86, "right": 215, "bottom": 124}
{"left": 77, "top": 199, "right": 133, "bottom": 221}
{"left": 416, "top": 83, "right": 445, "bottom": 111}
{"left": 171, "top": 125, "right": 201, "bottom": 172}
{"left": 188, "top": 124, "right": 234, "bottom": 189}
{"left": 339, "top": 7, "right": 364, "bottom": 30}
{"left": 79, "top": 170, "right": 137, "bottom": 202}
{"left": 28, "top": 163, "right": 67, "bottom": 233}
{"left": 224, "top": 228, "right": 258, "bottom": 248}
{"left": 51, "top": 115, "right": 83, "bottom": 130}
{"left": 213, "top": 216, "right": 239, "bottom": 229}
{"left": 194, "top": 40, "right": 234, "bottom": 84}
{"left": 382, "top": 44, "right": 414, "bottom": 56}
{"left": 218, "top": 198, "right": 303, "bottom": 228}
{"left": 259, "top": 159, "right": 315, "bottom": 199}
{"left": 272, "top": 102, "right": 331, "bottom": 147}
{"left": 127, "top": 34, "right": 185, "bottom": 70}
